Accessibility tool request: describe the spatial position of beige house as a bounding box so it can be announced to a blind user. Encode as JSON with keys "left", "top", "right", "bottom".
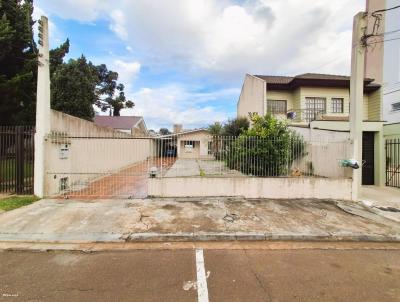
{"left": 176, "top": 129, "right": 212, "bottom": 159}
{"left": 237, "top": 73, "right": 385, "bottom": 186}
{"left": 94, "top": 116, "right": 148, "bottom": 136}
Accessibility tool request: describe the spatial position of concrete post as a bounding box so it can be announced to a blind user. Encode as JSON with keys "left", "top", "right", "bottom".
{"left": 349, "top": 12, "right": 367, "bottom": 201}
{"left": 34, "top": 16, "right": 51, "bottom": 198}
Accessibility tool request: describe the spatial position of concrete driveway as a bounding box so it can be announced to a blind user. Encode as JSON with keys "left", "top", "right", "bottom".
{"left": 165, "top": 159, "right": 243, "bottom": 177}
{"left": 0, "top": 197, "right": 399, "bottom": 243}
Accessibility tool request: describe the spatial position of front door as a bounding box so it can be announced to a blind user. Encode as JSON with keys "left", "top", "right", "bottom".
{"left": 362, "top": 132, "right": 375, "bottom": 185}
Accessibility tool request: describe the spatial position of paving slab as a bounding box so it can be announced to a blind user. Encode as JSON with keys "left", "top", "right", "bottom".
{"left": 0, "top": 197, "right": 399, "bottom": 244}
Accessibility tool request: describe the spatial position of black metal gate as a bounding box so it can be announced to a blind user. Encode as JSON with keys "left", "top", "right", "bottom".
{"left": 362, "top": 132, "right": 375, "bottom": 185}
{"left": 0, "top": 126, "right": 35, "bottom": 194}
{"left": 386, "top": 138, "right": 400, "bottom": 188}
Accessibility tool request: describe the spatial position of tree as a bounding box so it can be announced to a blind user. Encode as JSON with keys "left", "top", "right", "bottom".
{"left": 159, "top": 128, "right": 171, "bottom": 135}
{"left": 51, "top": 56, "right": 99, "bottom": 120}
{"left": 95, "top": 64, "right": 134, "bottom": 116}
{"left": 208, "top": 122, "right": 223, "bottom": 136}
{"left": 222, "top": 117, "right": 249, "bottom": 136}
{"left": 225, "top": 114, "right": 304, "bottom": 176}
{"left": 0, "top": 0, "right": 37, "bottom": 125}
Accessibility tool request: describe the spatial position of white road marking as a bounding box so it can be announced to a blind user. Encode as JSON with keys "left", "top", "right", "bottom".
{"left": 195, "top": 249, "right": 209, "bottom": 302}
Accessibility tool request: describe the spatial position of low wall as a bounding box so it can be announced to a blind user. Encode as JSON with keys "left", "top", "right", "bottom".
{"left": 44, "top": 110, "right": 154, "bottom": 196}
{"left": 148, "top": 177, "right": 353, "bottom": 200}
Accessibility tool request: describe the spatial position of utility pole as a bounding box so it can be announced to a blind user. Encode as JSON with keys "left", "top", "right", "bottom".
{"left": 349, "top": 12, "right": 367, "bottom": 201}
{"left": 34, "top": 16, "right": 51, "bottom": 198}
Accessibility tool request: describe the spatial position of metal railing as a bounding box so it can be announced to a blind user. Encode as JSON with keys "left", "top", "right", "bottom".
{"left": 286, "top": 109, "right": 326, "bottom": 123}
{"left": 0, "top": 126, "right": 35, "bottom": 194}
{"left": 386, "top": 138, "right": 400, "bottom": 188}
{"left": 156, "top": 134, "right": 351, "bottom": 179}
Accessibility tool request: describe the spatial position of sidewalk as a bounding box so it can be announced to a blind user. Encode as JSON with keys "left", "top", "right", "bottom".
{"left": 0, "top": 197, "right": 399, "bottom": 244}
{"left": 360, "top": 186, "right": 400, "bottom": 223}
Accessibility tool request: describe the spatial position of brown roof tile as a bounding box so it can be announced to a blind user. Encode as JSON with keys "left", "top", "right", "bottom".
{"left": 94, "top": 116, "right": 143, "bottom": 130}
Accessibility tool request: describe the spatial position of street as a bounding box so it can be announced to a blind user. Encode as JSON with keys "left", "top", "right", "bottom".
{"left": 0, "top": 242, "right": 399, "bottom": 302}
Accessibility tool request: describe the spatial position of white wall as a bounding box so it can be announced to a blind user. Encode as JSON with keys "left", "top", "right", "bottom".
{"left": 383, "top": 0, "right": 400, "bottom": 123}
{"left": 45, "top": 110, "right": 154, "bottom": 196}
{"left": 149, "top": 177, "right": 352, "bottom": 200}
{"left": 237, "top": 74, "right": 266, "bottom": 118}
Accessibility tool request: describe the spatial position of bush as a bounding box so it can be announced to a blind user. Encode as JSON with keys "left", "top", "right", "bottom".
{"left": 225, "top": 114, "right": 304, "bottom": 176}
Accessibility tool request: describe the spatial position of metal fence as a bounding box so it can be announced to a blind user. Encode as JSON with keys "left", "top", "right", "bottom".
{"left": 45, "top": 130, "right": 351, "bottom": 199}
{"left": 156, "top": 134, "right": 351, "bottom": 179}
{"left": 386, "top": 138, "right": 400, "bottom": 188}
{"left": 0, "top": 126, "right": 35, "bottom": 194}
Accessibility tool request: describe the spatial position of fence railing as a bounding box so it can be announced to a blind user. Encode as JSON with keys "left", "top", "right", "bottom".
{"left": 0, "top": 126, "right": 35, "bottom": 194}
{"left": 155, "top": 134, "right": 351, "bottom": 179}
{"left": 386, "top": 138, "right": 400, "bottom": 188}
{"left": 286, "top": 109, "right": 326, "bottom": 123}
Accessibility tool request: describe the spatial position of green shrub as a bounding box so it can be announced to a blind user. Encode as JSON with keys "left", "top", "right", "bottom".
{"left": 225, "top": 114, "right": 305, "bottom": 176}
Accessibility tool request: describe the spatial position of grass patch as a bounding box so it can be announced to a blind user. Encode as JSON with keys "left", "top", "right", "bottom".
{"left": 0, "top": 196, "right": 40, "bottom": 212}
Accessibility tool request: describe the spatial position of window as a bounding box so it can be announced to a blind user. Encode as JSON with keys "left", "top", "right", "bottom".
{"left": 208, "top": 141, "right": 213, "bottom": 155}
{"left": 305, "top": 97, "right": 326, "bottom": 122}
{"left": 391, "top": 102, "right": 400, "bottom": 112}
{"left": 267, "top": 100, "right": 287, "bottom": 114}
{"left": 331, "top": 98, "right": 344, "bottom": 113}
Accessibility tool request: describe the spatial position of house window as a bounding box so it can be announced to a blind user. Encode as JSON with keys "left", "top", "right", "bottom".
{"left": 183, "top": 141, "right": 195, "bottom": 148}
{"left": 208, "top": 141, "right": 213, "bottom": 155}
{"left": 305, "top": 97, "right": 326, "bottom": 122}
{"left": 332, "top": 98, "right": 344, "bottom": 113}
{"left": 391, "top": 102, "right": 400, "bottom": 112}
{"left": 267, "top": 100, "right": 287, "bottom": 114}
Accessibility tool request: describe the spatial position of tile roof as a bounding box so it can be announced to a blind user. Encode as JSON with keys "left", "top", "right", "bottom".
{"left": 254, "top": 73, "right": 375, "bottom": 83}
{"left": 93, "top": 116, "right": 143, "bottom": 130}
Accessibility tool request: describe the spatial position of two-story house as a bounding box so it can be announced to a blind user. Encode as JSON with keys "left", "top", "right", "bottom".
{"left": 237, "top": 73, "right": 385, "bottom": 186}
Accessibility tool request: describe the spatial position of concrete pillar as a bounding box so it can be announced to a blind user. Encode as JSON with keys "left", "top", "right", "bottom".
{"left": 34, "top": 16, "right": 51, "bottom": 198}
{"left": 349, "top": 12, "right": 367, "bottom": 201}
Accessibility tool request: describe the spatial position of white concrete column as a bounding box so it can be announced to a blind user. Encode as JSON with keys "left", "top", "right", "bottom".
{"left": 34, "top": 16, "right": 51, "bottom": 198}
{"left": 349, "top": 12, "right": 367, "bottom": 201}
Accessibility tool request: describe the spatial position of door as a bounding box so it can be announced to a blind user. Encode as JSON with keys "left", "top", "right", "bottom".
{"left": 362, "top": 132, "right": 375, "bottom": 185}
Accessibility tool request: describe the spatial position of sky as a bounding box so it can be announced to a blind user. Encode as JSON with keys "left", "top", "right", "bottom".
{"left": 33, "top": 0, "right": 366, "bottom": 130}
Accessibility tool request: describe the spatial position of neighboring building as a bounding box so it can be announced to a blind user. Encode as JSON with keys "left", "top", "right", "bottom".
{"left": 237, "top": 73, "right": 385, "bottom": 186}
{"left": 176, "top": 129, "right": 212, "bottom": 159}
{"left": 155, "top": 126, "right": 213, "bottom": 159}
{"left": 365, "top": 0, "right": 400, "bottom": 124}
{"left": 237, "top": 73, "right": 382, "bottom": 126}
{"left": 93, "top": 116, "right": 148, "bottom": 136}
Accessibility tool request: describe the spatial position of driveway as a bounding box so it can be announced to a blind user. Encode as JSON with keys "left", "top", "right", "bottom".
{"left": 165, "top": 159, "right": 243, "bottom": 177}
{"left": 0, "top": 197, "right": 398, "bottom": 243}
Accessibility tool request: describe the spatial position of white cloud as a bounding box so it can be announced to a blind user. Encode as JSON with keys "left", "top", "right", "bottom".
{"left": 112, "top": 59, "right": 141, "bottom": 88}
{"left": 120, "top": 84, "right": 240, "bottom": 130}
{"left": 36, "top": 0, "right": 365, "bottom": 78}
{"left": 35, "top": 0, "right": 106, "bottom": 22}
{"left": 105, "top": 0, "right": 365, "bottom": 78}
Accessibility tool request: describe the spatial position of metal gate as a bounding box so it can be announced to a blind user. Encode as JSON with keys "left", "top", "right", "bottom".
{"left": 46, "top": 132, "right": 176, "bottom": 199}
{"left": 0, "top": 126, "right": 35, "bottom": 194}
{"left": 386, "top": 138, "right": 400, "bottom": 188}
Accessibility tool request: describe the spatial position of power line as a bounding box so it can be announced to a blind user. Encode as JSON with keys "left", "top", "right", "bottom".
{"left": 382, "top": 28, "right": 400, "bottom": 35}
{"left": 367, "top": 36, "right": 400, "bottom": 45}
{"left": 384, "top": 88, "right": 400, "bottom": 95}
{"left": 372, "top": 5, "right": 400, "bottom": 14}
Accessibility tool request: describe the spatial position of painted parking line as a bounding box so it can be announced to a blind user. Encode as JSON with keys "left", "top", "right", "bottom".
{"left": 196, "top": 249, "right": 209, "bottom": 302}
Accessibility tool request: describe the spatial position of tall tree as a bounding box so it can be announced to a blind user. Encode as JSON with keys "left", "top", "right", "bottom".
{"left": 51, "top": 56, "right": 99, "bottom": 120}
{"left": 0, "top": 0, "right": 37, "bottom": 125}
{"left": 95, "top": 64, "right": 134, "bottom": 116}
{"left": 222, "top": 117, "right": 249, "bottom": 136}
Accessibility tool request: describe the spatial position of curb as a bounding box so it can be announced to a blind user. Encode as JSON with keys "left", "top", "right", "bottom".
{"left": 123, "top": 232, "right": 400, "bottom": 243}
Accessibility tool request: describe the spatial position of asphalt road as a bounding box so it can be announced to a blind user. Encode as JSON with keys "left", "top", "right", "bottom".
{"left": 0, "top": 243, "right": 399, "bottom": 302}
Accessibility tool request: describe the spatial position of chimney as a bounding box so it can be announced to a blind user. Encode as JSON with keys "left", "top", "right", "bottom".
{"left": 173, "top": 124, "right": 183, "bottom": 133}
